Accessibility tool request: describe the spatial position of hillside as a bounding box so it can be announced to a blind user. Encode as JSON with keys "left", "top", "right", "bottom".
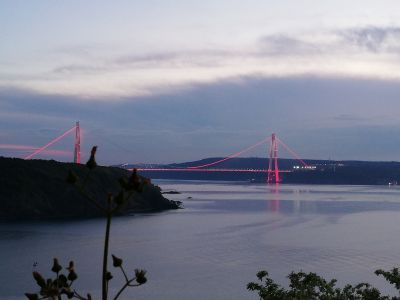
{"left": 0, "top": 157, "right": 180, "bottom": 220}
{"left": 127, "top": 157, "right": 400, "bottom": 185}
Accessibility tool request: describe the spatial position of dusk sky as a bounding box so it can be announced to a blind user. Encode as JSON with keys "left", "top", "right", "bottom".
{"left": 2, "top": 1, "right": 400, "bottom": 164}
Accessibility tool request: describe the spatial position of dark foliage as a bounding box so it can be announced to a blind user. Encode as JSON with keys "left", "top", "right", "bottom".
{"left": 248, "top": 268, "right": 400, "bottom": 299}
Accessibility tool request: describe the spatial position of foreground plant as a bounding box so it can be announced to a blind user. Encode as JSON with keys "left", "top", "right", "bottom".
{"left": 247, "top": 268, "right": 400, "bottom": 300}
{"left": 25, "top": 260, "right": 89, "bottom": 300}
{"left": 26, "top": 147, "right": 147, "bottom": 300}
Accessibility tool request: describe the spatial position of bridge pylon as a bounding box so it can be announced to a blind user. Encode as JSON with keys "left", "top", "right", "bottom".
{"left": 74, "top": 121, "right": 81, "bottom": 164}
{"left": 267, "top": 133, "right": 280, "bottom": 184}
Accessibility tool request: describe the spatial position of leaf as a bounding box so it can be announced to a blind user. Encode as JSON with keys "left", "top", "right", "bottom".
{"left": 112, "top": 254, "right": 123, "bottom": 267}
{"left": 24, "top": 293, "right": 39, "bottom": 300}
{"left": 67, "top": 269, "right": 78, "bottom": 282}
{"left": 86, "top": 146, "right": 98, "bottom": 170}
{"left": 106, "top": 271, "right": 113, "bottom": 281}
{"left": 32, "top": 271, "right": 46, "bottom": 288}
{"left": 51, "top": 258, "right": 62, "bottom": 273}
{"left": 135, "top": 269, "right": 147, "bottom": 285}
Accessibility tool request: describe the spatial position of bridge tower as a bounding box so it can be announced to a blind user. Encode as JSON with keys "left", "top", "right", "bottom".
{"left": 267, "top": 133, "right": 280, "bottom": 184}
{"left": 74, "top": 121, "right": 81, "bottom": 164}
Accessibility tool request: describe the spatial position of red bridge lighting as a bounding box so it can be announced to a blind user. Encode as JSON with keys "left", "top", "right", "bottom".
{"left": 17, "top": 124, "right": 307, "bottom": 183}
{"left": 24, "top": 122, "right": 81, "bottom": 163}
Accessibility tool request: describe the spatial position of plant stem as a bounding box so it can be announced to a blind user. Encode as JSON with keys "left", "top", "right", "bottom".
{"left": 113, "top": 278, "right": 139, "bottom": 300}
{"left": 102, "top": 209, "right": 112, "bottom": 300}
{"left": 120, "top": 266, "right": 129, "bottom": 282}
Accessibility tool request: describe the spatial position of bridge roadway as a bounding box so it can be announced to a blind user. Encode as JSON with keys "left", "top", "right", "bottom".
{"left": 131, "top": 168, "right": 292, "bottom": 173}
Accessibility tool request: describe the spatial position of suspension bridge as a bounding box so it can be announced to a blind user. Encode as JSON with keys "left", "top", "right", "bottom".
{"left": 14, "top": 122, "right": 310, "bottom": 183}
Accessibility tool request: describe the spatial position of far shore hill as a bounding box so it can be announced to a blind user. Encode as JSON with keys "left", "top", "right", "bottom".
{"left": 124, "top": 157, "right": 400, "bottom": 185}
{"left": 0, "top": 156, "right": 181, "bottom": 221}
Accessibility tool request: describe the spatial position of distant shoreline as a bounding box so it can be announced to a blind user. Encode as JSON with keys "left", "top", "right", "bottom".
{"left": 126, "top": 157, "right": 400, "bottom": 186}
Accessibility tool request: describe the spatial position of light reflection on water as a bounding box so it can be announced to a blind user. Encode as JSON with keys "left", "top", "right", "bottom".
{"left": 2, "top": 181, "right": 400, "bottom": 299}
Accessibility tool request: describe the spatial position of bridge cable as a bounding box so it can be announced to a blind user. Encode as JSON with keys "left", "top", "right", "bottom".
{"left": 24, "top": 126, "right": 77, "bottom": 160}
{"left": 187, "top": 137, "right": 269, "bottom": 169}
{"left": 276, "top": 137, "right": 308, "bottom": 167}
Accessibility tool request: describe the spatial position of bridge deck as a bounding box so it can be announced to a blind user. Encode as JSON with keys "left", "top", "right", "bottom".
{"left": 133, "top": 168, "right": 292, "bottom": 173}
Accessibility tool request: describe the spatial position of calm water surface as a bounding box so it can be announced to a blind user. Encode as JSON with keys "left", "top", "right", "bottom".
{"left": 2, "top": 181, "right": 400, "bottom": 299}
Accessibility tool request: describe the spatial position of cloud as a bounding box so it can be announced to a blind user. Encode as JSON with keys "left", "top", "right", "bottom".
{"left": 2, "top": 75, "right": 400, "bottom": 163}
{"left": 258, "top": 34, "right": 321, "bottom": 56}
{"left": 340, "top": 26, "right": 400, "bottom": 53}
{"left": 258, "top": 26, "right": 400, "bottom": 57}
{"left": 114, "top": 52, "right": 180, "bottom": 66}
{"left": 2, "top": 25, "right": 400, "bottom": 98}
{"left": 52, "top": 49, "right": 233, "bottom": 75}
{"left": 53, "top": 64, "right": 106, "bottom": 74}
{"left": 332, "top": 114, "right": 366, "bottom": 122}
{"left": 298, "top": 124, "right": 400, "bottom": 161}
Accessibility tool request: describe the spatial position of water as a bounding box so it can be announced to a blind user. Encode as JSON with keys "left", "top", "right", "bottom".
{"left": 2, "top": 181, "right": 400, "bottom": 299}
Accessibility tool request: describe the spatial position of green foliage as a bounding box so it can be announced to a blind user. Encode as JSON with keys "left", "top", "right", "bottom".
{"left": 26, "top": 147, "right": 148, "bottom": 300}
{"left": 376, "top": 268, "right": 400, "bottom": 290}
{"left": 247, "top": 268, "right": 400, "bottom": 299}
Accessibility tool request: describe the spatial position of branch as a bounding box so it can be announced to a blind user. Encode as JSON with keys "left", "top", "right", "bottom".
{"left": 73, "top": 290, "right": 89, "bottom": 300}
{"left": 113, "top": 277, "right": 140, "bottom": 300}
{"left": 119, "top": 266, "right": 129, "bottom": 283}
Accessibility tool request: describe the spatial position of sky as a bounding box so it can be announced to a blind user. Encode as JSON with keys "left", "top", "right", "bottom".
{"left": 1, "top": 0, "right": 400, "bottom": 164}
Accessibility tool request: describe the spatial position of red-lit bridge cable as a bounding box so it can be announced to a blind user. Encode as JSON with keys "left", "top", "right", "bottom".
{"left": 187, "top": 137, "right": 269, "bottom": 169}
{"left": 24, "top": 126, "right": 77, "bottom": 160}
{"left": 276, "top": 137, "right": 308, "bottom": 167}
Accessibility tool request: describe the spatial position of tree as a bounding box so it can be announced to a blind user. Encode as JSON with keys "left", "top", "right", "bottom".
{"left": 247, "top": 268, "right": 400, "bottom": 299}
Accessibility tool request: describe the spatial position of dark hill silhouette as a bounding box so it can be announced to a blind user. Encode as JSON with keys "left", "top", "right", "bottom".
{"left": 0, "top": 157, "right": 180, "bottom": 220}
